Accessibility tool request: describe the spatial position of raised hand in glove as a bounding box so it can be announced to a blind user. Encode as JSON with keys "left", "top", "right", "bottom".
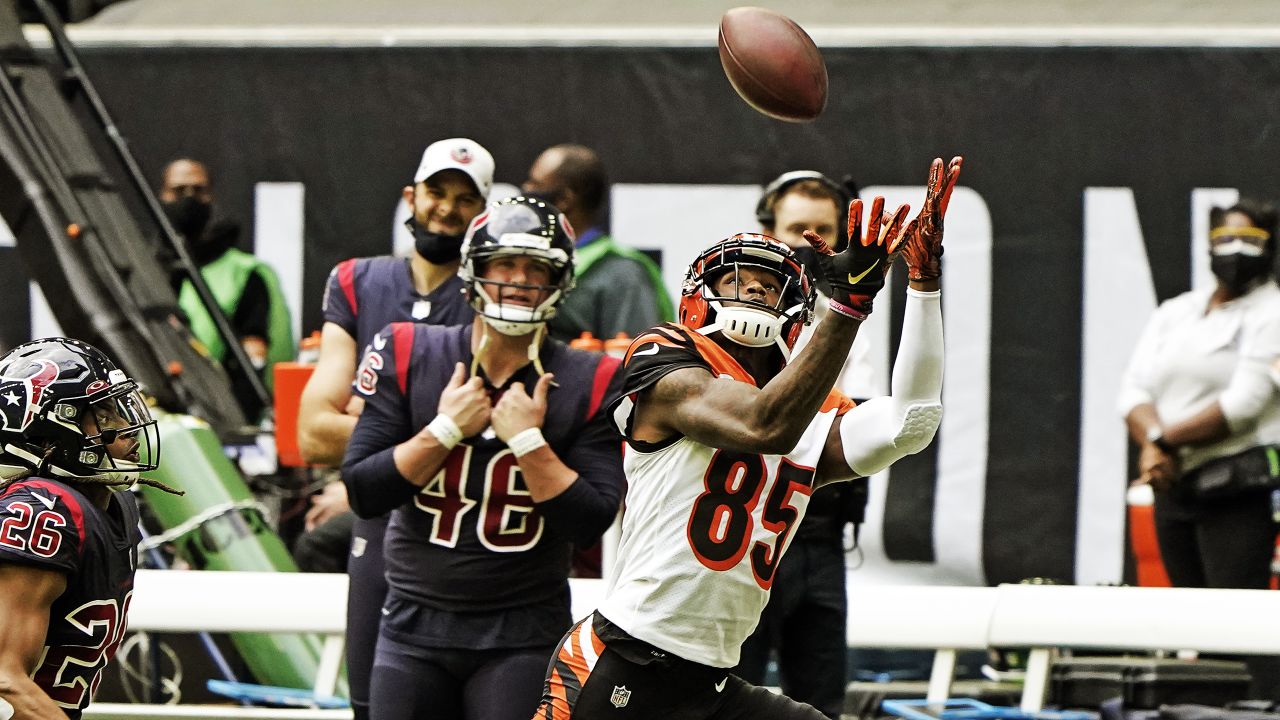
{"left": 900, "top": 156, "right": 963, "bottom": 283}
{"left": 802, "top": 195, "right": 909, "bottom": 320}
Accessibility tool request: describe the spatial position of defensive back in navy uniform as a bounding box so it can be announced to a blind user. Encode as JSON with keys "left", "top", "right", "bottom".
{"left": 0, "top": 478, "right": 140, "bottom": 713}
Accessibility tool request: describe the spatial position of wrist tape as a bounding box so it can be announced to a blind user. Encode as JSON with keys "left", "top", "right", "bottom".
{"left": 426, "top": 414, "right": 464, "bottom": 450}
{"left": 508, "top": 427, "right": 548, "bottom": 458}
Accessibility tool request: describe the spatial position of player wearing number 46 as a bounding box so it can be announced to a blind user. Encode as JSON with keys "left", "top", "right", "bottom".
{"left": 534, "top": 157, "right": 962, "bottom": 719}
{"left": 0, "top": 338, "right": 175, "bottom": 720}
{"left": 342, "top": 196, "right": 626, "bottom": 720}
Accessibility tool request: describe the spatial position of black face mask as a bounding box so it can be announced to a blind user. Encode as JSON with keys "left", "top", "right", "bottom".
{"left": 1210, "top": 252, "right": 1273, "bottom": 293}
{"left": 162, "top": 196, "right": 212, "bottom": 242}
{"left": 406, "top": 217, "right": 464, "bottom": 264}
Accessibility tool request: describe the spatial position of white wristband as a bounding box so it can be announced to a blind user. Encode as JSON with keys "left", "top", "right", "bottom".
{"left": 425, "top": 414, "right": 464, "bottom": 450}
{"left": 507, "top": 427, "right": 548, "bottom": 458}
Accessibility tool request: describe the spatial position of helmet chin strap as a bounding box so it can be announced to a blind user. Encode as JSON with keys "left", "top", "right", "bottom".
{"left": 470, "top": 321, "right": 549, "bottom": 379}
{"left": 480, "top": 306, "right": 541, "bottom": 336}
{"left": 93, "top": 471, "right": 139, "bottom": 489}
{"left": 699, "top": 298, "right": 795, "bottom": 363}
{"left": 45, "top": 461, "right": 135, "bottom": 487}
{"left": 471, "top": 282, "right": 558, "bottom": 378}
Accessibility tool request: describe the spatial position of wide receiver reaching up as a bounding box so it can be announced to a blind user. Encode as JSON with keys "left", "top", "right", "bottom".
{"left": 533, "top": 156, "right": 962, "bottom": 719}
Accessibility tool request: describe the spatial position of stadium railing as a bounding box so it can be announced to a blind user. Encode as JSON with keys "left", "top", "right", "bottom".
{"left": 85, "top": 570, "right": 349, "bottom": 720}
{"left": 83, "top": 571, "right": 1280, "bottom": 719}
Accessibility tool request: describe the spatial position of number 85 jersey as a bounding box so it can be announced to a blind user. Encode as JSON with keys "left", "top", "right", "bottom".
{"left": 600, "top": 324, "right": 852, "bottom": 668}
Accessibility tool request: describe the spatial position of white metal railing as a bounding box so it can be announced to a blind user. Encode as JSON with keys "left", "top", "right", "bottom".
{"left": 846, "top": 583, "right": 1280, "bottom": 711}
{"left": 84, "top": 571, "right": 1280, "bottom": 719}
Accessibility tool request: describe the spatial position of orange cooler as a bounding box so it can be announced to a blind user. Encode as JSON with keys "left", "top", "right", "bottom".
{"left": 273, "top": 362, "right": 315, "bottom": 468}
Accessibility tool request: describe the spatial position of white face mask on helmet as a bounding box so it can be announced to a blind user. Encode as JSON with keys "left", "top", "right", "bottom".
{"left": 678, "top": 234, "right": 817, "bottom": 363}
{"left": 710, "top": 299, "right": 788, "bottom": 348}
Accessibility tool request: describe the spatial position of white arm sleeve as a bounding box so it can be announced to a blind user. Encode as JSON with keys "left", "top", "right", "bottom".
{"left": 840, "top": 288, "right": 944, "bottom": 477}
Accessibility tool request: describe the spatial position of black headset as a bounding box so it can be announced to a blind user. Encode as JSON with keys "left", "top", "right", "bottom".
{"left": 755, "top": 170, "right": 855, "bottom": 229}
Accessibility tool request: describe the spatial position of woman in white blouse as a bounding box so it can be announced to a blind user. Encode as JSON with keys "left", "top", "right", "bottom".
{"left": 1119, "top": 199, "right": 1280, "bottom": 590}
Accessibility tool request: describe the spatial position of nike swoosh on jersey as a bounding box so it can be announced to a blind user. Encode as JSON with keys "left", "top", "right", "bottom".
{"left": 632, "top": 344, "right": 660, "bottom": 357}
{"left": 714, "top": 676, "right": 727, "bottom": 693}
{"left": 31, "top": 492, "right": 55, "bottom": 510}
{"left": 847, "top": 259, "right": 880, "bottom": 285}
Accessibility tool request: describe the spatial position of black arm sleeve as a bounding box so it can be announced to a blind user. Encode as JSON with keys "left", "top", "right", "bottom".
{"left": 341, "top": 324, "right": 422, "bottom": 518}
{"left": 535, "top": 365, "right": 626, "bottom": 546}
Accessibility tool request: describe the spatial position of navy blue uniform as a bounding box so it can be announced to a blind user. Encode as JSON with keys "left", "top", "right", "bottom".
{"left": 342, "top": 322, "right": 625, "bottom": 720}
{"left": 0, "top": 478, "right": 140, "bottom": 720}
{"left": 321, "top": 256, "right": 472, "bottom": 719}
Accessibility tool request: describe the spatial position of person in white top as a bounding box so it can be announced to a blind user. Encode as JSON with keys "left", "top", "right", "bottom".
{"left": 1119, "top": 198, "right": 1280, "bottom": 592}
{"left": 532, "top": 156, "right": 961, "bottom": 719}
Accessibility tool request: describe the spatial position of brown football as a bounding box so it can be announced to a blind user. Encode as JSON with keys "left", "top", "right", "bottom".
{"left": 717, "top": 7, "right": 828, "bottom": 122}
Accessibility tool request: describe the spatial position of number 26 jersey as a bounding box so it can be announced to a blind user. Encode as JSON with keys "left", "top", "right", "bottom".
{"left": 600, "top": 323, "right": 852, "bottom": 668}
{"left": 0, "top": 478, "right": 139, "bottom": 718}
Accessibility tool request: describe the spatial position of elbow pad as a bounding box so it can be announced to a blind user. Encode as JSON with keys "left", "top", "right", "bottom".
{"left": 841, "top": 398, "right": 943, "bottom": 477}
{"left": 841, "top": 288, "right": 944, "bottom": 476}
{"left": 895, "top": 401, "right": 944, "bottom": 455}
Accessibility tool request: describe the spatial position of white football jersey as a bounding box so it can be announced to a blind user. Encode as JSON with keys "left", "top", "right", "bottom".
{"left": 599, "top": 323, "right": 852, "bottom": 668}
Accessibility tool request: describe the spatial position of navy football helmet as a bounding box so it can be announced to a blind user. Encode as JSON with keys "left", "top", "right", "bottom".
{"left": 0, "top": 338, "right": 159, "bottom": 482}
{"left": 459, "top": 196, "right": 576, "bottom": 335}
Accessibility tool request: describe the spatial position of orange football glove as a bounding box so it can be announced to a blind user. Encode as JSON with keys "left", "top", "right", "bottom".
{"left": 900, "top": 156, "right": 963, "bottom": 282}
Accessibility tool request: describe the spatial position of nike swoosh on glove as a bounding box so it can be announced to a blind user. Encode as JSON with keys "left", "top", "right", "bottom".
{"left": 804, "top": 195, "right": 909, "bottom": 320}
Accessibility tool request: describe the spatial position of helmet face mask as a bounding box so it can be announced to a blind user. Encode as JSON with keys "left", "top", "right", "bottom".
{"left": 679, "top": 234, "right": 817, "bottom": 360}
{"left": 460, "top": 197, "right": 577, "bottom": 336}
{"left": 78, "top": 381, "right": 159, "bottom": 476}
{"left": 0, "top": 338, "right": 160, "bottom": 483}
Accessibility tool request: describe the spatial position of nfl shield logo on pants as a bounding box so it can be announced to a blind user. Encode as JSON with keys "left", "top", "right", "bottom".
{"left": 610, "top": 685, "right": 631, "bottom": 708}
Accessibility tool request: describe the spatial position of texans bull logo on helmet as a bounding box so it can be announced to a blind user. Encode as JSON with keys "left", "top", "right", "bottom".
{"left": 0, "top": 359, "right": 60, "bottom": 434}
{"left": 467, "top": 204, "right": 577, "bottom": 247}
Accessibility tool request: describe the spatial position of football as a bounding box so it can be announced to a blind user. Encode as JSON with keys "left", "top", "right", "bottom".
{"left": 717, "top": 7, "right": 828, "bottom": 122}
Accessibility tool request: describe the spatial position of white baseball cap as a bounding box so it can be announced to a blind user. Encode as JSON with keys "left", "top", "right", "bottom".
{"left": 413, "top": 138, "right": 495, "bottom": 199}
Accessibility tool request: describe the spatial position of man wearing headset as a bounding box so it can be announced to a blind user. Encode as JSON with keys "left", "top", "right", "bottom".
{"left": 734, "top": 171, "right": 872, "bottom": 718}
